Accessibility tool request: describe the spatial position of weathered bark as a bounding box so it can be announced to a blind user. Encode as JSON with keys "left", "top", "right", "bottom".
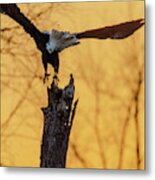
{"left": 40, "top": 75, "right": 78, "bottom": 168}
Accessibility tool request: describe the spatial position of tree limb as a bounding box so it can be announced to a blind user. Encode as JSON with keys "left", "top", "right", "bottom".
{"left": 40, "top": 75, "right": 78, "bottom": 167}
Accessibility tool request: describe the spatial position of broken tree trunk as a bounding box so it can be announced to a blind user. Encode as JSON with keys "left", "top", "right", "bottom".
{"left": 40, "top": 75, "right": 78, "bottom": 168}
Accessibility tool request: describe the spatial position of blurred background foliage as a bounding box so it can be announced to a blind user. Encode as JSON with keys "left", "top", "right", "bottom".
{"left": 0, "top": 0, "right": 144, "bottom": 169}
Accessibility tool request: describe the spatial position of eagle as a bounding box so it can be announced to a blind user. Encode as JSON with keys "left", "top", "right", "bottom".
{"left": 0, "top": 4, "right": 144, "bottom": 82}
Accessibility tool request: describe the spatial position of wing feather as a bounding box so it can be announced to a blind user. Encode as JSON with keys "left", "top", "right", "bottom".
{"left": 76, "top": 19, "right": 144, "bottom": 40}
{"left": 0, "top": 4, "right": 45, "bottom": 50}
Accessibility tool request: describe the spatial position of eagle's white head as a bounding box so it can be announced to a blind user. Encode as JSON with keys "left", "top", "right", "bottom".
{"left": 45, "top": 29, "right": 80, "bottom": 54}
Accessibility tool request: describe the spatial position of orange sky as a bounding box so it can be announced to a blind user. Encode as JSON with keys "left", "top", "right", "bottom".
{"left": 1, "top": 1, "right": 144, "bottom": 169}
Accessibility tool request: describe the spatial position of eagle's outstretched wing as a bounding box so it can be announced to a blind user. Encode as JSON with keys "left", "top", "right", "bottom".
{"left": 0, "top": 4, "right": 59, "bottom": 80}
{"left": 76, "top": 19, "right": 144, "bottom": 40}
{"left": 0, "top": 4, "right": 46, "bottom": 51}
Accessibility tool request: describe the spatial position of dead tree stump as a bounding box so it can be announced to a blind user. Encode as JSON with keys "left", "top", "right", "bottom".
{"left": 40, "top": 75, "right": 78, "bottom": 168}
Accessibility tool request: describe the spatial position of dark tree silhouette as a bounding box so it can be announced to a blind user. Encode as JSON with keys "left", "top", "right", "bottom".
{"left": 40, "top": 75, "right": 78, "bottom": 167}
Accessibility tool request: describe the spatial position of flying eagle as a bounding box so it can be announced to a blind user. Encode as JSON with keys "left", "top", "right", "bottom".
{"left": 0, "top": 4, "right": 144, "bottom": 82}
